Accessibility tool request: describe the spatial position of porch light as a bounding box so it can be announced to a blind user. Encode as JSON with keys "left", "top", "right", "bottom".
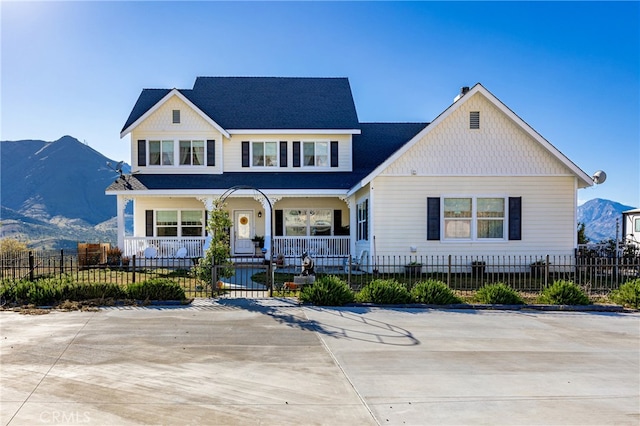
{"left": 258, "top": 211, "right": 262, "bottom": 218}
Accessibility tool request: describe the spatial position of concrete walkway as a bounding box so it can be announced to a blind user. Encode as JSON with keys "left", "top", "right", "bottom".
{"left": 1, "top": 299, "right": 638, "bottom": 425}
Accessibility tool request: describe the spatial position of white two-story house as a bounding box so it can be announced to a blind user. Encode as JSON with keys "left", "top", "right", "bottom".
{"left": 107, "top": 77, "right": 594, "bottom": 267}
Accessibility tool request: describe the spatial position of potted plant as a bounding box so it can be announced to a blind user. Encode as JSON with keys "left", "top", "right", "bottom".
{"left": 471, "top": 260, "right": 486, "bottom": 277}
{"left": 530, "top": 259, "right": 549, "bottom": 277}
{"left": 252, "top": 235, "right": 264, "bottom": 256}
{"left": 106, "top": 247, "right": 122, "bottom": 266}
{"left": 404, "top": 261, "right": 422, "bottom": 276}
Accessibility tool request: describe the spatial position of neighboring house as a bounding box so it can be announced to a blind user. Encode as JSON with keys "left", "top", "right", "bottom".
{"left": 106, "top": 77, "right": 594, "bottom": 267}
{"left": 622, "top": 208, "right": 640, "bottom": 246}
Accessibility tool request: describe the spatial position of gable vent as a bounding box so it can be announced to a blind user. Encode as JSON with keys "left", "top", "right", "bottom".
{"left": 470, "top": 111, "right": 480, "bottom": 129}
{"left": 172, "top": 109, "right": 181, "bottom": 124}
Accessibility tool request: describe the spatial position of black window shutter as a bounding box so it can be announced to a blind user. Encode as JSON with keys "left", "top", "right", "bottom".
{"left": 204, "top": 210, "right": 208, "bottom": 236}
{"left": 427, "top": 197, "right": 441, "bottom": 241}
{"left": 333, "top": 209, "right": 342, "bottom": 235}
{"left": 241, "top": 141, "right": 250, "bottom": 167}
{"left": 330, "top": 141, "right": 339, "bottom": 167}
{"left": 279, "top": 141, "right": 288, "bottom": 167}
{"left": 145, "top": 210, "right": 154, "bottom": 237}
{"left": 206, "top": 140, "right": 215, "bottom": 166}
{"left": 292, "top": 142, "right": 300, "bottom": 167}
{"left": 509, "top": 197, "right": 522, "bottom": 240}
{"left": 137, "top": 140, "right": 146, "bottom": 167}
{"left": 275, "top": 210, "right": 284, "bottom": 236}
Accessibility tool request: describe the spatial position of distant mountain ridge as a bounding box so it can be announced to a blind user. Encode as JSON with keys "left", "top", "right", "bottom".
{"left": 577, "top": 198, "right": 636, "bottom": 242}
{"left": 0, "top": 136, "right": 130, "bottom": 249}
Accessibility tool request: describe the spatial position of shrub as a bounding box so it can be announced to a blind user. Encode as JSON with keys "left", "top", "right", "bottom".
{"left": 474, "top": 283, "right": 524, "bottom": 305}
{"left": 609, "top": 279, "right": 640, "bottom": 309}
{"left": 538, "top": 280, "right": 590, "bottom": 305}
{"left": 0, "top": 238, "right": 28, "bottom": 256}
{"left": 299, "top": 275, "right": 354, "bottom": 306}
{"left": 60, "top": 282, "right": 125, "bottom": 301}
{"left": 411, "top": 279, "right": 463, "bottom": 305}
{"left": 126, "top": 278, "right": 186, "bottom": 301}
{"left": 356, "top": 279, "right": 412, "bottom": 304}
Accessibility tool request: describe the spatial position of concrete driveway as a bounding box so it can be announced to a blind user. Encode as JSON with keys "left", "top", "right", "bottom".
{"left": 1, "top": 299, "right": 638, "bottom": 425}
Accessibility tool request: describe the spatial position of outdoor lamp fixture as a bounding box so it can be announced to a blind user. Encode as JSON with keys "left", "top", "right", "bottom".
{"left": 258, "top": 211, "right": 262, "bottom": 218}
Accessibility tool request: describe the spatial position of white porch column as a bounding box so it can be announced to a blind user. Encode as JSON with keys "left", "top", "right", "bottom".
{"left": 116, "top": 195, "right": 132, "bottom": 250}
{"left": 255, "top": 195, "right": 281, "bottom": 261}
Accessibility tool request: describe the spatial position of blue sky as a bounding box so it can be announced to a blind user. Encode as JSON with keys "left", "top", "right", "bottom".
{"left": 2, "top": 1, "right": 638, "bottom": 207}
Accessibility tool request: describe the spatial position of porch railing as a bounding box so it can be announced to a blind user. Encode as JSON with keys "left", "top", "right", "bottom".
{"left": 123, "top": 237, "right": 206, "bottom": 258}
{"left": 272, "top": 236, "right": 350, "bottom": 259}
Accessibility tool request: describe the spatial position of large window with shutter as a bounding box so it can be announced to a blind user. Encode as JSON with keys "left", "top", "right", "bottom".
{"left": 442, "top": 197, "right": 505, "bottom": 240}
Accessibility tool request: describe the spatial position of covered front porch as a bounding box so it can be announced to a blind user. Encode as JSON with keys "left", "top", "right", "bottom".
{"left": 122, "top": 236, "right": 351, "bottom": 266}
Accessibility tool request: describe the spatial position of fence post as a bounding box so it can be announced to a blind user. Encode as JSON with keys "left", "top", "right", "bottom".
{"left": 544, "top": 254, "right": 550, "bottom": 287}
{"left": 28, "top": 251, "right": 35, "bottom": 281}
{"left": 131, "top": 255, "right": 136, "bottom": 283}
{"left": 447, "top": 254, "right": 452, "bottom": 288}
{"left": 60, "top": 249, "right": 64, "bottom": 276}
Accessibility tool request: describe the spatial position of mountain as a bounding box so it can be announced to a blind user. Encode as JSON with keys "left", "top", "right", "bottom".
{"left": 577, "top": 198, "right": 636, "bottom": 243}
{"left": 0, "top": 136, "right": 130, "bottom": 250}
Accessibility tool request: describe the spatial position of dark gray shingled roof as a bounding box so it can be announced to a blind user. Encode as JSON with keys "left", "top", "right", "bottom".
{"left": 121, "top": 77, "right": 360, "bottom": 133}
{"left": 107, "top": 122, "right": 428, "bottom": 192}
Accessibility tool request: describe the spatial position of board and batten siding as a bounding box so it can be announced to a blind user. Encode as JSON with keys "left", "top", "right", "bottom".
{"left": 371, "top": 176, "right": 577, "bottom": 257}
{"left": 224, "top": 134, "right": 353, "bottom": 172}
{"left": 130, "top": 95, "right": 224, "bottom": 175}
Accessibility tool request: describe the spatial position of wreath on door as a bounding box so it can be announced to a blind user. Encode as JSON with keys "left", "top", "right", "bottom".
{"left": 239, "top": 216, "right": 248, "bottom": 225}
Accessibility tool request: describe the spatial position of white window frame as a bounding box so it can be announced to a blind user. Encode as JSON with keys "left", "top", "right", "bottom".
{"left": 283, "top": 209, "right": 333, "bottom": 237}
{"left": 442, "top": 196, "right": 507, "bottom": 242}
{"left": 357, "top": 199, "right": 369, "bottom": 241}
{"left": 155, "top": 210, "right": 205, "bottom": 237}
{"left": 179, "top": 140, "right": 205, "bottom": 166}
{"left": 148, "top": 140, "right": 175, "bottom": 166}
{"left": 251, "top": 141, "right": 278, "bottom": 167}
{"left": 302, "top": 141, "right": 329, "bottom": 168}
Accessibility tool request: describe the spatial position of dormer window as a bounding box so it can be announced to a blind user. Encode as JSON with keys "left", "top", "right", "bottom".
{"left": 172, "top": 109, "right": 181, "bottom": 124}
{"left": 470, "top": 111, "right": 480, "bottom": 129}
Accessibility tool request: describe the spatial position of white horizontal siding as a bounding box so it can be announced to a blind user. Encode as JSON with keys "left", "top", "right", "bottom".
{"left": 371, "top": 175, "right": 577, "bottom": 257}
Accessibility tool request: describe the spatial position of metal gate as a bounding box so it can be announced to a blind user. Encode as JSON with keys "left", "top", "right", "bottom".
{"left": 212, "top": 261, "right": 273, "bottom": 298}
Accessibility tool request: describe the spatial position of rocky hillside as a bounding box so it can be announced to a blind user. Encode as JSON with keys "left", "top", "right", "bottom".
{"left": 577, "top": 198, "right": 636, "bottom": 242}
{"left": 0, "top": 136, "right": 130, "bottom": 250}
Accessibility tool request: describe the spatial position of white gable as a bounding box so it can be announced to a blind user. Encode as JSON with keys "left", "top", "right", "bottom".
{"left": 135, "top": 95, "right": 214, "bottom": 133}
{"left": 354, "top": 84, "right": 593, "bottom": 192}
{"left": 384, "top": 92, "right": 571, "bottom": 176}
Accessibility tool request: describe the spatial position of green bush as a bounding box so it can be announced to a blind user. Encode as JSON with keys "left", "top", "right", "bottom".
{"left": 609, "top": 279, "right": 640, "bottom": 309}
{"left": 60, "top": 282, "right": 126, "bottom": 301}
{"left": 356, "top": 279, "right": 412, "bottom": 304}
{"left": 411, "top": 279, "right": 463, "bottom": 305}
{"left": 538, "top": 280, "right": 590, "bottom": 305}
{"left": 126, "top": 278, "right": 186, "bottom": 301}
{"left": 299, "top": 275, "right": 354, "bottom": 306}
{"left": 474, "top": 283, "right": 525, "bottom": 305}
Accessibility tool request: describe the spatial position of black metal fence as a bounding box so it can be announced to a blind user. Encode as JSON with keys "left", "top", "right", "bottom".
{"left": 2, "top": 250, "right": 639, "bottom": 299}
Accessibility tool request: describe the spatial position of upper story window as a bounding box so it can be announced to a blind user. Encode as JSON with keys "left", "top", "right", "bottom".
{"left": 252, "top": 141, "right": 278, "bottom": 167}
{"left": 149, "top": 140, "right": 174, "bottom": 166}
{"left": 172, "top": 109, "right": 181, "bottom": 124}
{"left": 443, "top": 196, "right": 505, "bottom": 240}
{"left": 303, "top": 141, "right": 329, "bottom": 167}
{"left": 179, "top": 140, "right": 205, "bottom": 166}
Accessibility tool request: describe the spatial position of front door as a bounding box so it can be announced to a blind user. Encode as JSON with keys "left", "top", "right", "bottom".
{"left": 234, "top": 210, "right": 254, "bottom": 255}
